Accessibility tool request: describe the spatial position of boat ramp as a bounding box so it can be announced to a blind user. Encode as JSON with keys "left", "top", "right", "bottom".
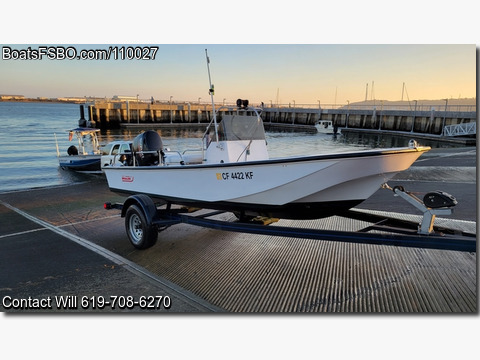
{"left": 0, "top": 147, "right": 476, "bottom": 313}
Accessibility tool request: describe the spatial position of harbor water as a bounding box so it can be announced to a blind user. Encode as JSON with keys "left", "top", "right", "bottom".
{"left": 0, "top": 102, "right": 462, "bottom": 193}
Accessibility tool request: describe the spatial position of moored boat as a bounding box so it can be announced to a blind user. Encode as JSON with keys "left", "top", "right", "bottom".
{"left": 314, "top": 119, "right": 339, "bottom": 134}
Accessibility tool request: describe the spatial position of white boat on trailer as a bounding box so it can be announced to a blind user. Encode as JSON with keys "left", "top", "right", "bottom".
{"left": 104, "top": 50, "right": 430, "bottom": 221}
{"left": 104, "top": 50, "right": 430, "bottom": 217}
{"left": 103, "top": 100, "right": 430, "bottom": 220}
{"left": 101, "top": 51, "right": 476, "bottom": 251}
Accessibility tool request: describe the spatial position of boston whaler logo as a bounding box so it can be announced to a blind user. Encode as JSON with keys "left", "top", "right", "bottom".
{"left": 122, "top": 175, "right": 134, "bottom": 183}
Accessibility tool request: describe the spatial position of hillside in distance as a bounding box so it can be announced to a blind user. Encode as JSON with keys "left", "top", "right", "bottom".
{"left": 346, "top": 98, "right": 476, "bottom": 110}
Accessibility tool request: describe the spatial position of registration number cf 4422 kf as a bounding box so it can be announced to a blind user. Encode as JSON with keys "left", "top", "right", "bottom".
{"left": 216, "top": 171, "right": 253, "bottom": 180}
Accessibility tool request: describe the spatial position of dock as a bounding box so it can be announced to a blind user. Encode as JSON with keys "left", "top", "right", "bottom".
{"left": 0, "top": 147, "right": 476, "bottom": 313}
{"left": 83, "top": 99, "right": 476, "bottom": 144}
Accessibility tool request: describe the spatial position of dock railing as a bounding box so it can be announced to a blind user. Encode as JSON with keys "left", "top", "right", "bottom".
{"left": 442, "top": 122, "right": 477, "bottom": 137}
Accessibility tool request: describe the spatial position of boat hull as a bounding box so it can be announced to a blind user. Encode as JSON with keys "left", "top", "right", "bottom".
{"left": 59, "top": 155, "right": 101, "bottom": 172}
{"left": 315, "top": 125, "right": 338, "bottom": 134}
{"left": 104, "top": 147, "right": 429, "bottom": 219}
{"left": 315, "top": 120, "right": 339, "bottom": 134}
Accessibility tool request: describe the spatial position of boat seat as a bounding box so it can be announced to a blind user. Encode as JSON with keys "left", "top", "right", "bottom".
{"left": 67, "top": 145, "right": 78, "bottom": 156}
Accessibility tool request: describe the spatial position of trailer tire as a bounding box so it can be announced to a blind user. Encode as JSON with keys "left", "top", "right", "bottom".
{"left": 125, "top": 204, "right": 158, "bottom": 249}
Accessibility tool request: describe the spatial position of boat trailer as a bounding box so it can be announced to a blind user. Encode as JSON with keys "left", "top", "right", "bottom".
{"left": 104, "top": 184, "right": 476, "bottom": 253}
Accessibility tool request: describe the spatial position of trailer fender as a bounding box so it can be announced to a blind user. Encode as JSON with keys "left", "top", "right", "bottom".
{"left": 121, "top": 194, "right": 158, "bottom": 226}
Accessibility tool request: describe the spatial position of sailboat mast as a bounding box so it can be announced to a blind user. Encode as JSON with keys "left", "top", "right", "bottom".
{"left": 205, "top": 49, "right": 219, "bottom": 143}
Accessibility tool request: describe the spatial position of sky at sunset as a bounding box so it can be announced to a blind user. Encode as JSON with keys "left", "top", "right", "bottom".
{"left": 1, "top": 44, "right": 475, "bottom": 106}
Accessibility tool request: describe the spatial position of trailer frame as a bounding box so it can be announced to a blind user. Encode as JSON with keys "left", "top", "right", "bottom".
{"left": 104, "top": 187, "right": 476, "bottom": 253}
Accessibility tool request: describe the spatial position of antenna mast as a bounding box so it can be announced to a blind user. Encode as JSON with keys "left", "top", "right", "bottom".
{"left": 205, "top": 49, "right": 219, "bottom": 143}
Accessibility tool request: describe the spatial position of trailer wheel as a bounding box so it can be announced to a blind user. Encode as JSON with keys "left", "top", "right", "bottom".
{"left": 125, "top": 204, "right": 158, "bottom": 249}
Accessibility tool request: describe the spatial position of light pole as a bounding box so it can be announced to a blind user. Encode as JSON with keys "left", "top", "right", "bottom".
{"left": 169, "top": 96, "right": 173, "bottom": 124}
{"left": 346, "top": 100, "right": 350, "bottom": 128}
{"left": 411, "top": 100, "right": 417, "bottom": 132}
{"left": 442, "top": 99, "right": 448, "bottom": 136}
{"left": 292, "top": 100, "right": 295, "bottom": 125}
{"left": 317, "top": 100, "right": 322, "bottom": 126}
{"left": 197, "top": 98, "right": 201, "bottom": 123}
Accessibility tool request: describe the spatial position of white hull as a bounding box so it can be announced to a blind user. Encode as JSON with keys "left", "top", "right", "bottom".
{"left": 104, "top": 146, "right": 429, "bottom": 219}
{"left": 315, "top": 121, "right": 338, "bottom": 134}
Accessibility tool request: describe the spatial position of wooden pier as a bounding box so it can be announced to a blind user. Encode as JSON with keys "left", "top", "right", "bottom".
{"left": 83, "top": 100, "right": 476, "bottom": 142}
{"left": 85, "top": 100, "right": 215, "bottom": 127}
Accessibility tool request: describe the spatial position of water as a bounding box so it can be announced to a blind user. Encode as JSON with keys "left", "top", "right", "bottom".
{"left": 0, "top": 102, "right": 451, "bottom": 193}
